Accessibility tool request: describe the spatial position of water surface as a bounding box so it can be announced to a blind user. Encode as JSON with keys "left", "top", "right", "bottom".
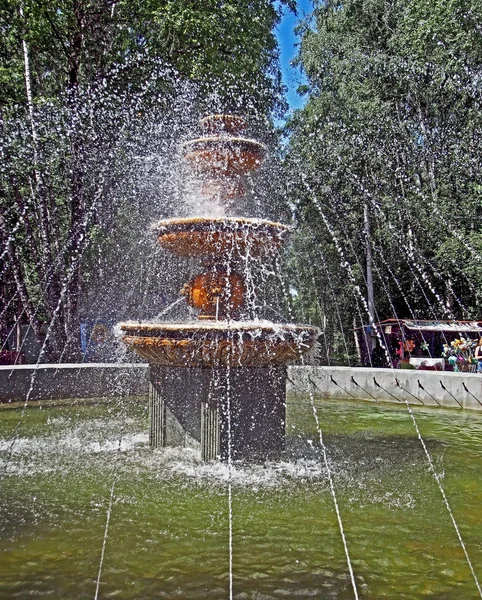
{"left": 0, "top": 395, "right": 481, "bottom": 599}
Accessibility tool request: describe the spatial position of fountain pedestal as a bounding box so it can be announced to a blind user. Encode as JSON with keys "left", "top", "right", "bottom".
{"left": 120, "top": 114, "right": 319, "bottom": 463}
{"left": 149, "top": 365, "right": 287, "bottom": 461}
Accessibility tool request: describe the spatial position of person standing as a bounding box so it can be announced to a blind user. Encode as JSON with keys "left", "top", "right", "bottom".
{"left": 371, "top": 340, "right": 388, "bottom": 368}
{"left": 475, "top": 338, "right": 482, "bottom": 373}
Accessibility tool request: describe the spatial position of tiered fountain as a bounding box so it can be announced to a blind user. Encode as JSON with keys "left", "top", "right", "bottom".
{"left": 119, "top": 115, "right": 319, "bottom": 461}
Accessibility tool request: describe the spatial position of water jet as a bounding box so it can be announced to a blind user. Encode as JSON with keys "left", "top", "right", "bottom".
{"left": 119, "top": 115, "right": 319, "bottom": 461}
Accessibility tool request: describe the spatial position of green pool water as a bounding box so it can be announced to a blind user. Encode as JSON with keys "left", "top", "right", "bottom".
{"left": 0, "top": 394, "right": 481, "bottom": 599}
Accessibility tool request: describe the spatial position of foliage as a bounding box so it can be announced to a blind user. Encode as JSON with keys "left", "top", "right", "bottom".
{"left": 0, "top": 0, "right": 290, "bottom": 114}
{"left": 0, "top": 0, "right": 290, "bottom": 361}
{"left": 285, "top": 0, "right": 482, "bottom": 359}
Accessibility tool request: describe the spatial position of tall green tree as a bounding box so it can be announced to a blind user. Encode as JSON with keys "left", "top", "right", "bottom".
{"left": 285, "top": 0, "right": 482, "bottom": 363}
{"left": 0, "top": 0, "right": 292, "bottom": 361}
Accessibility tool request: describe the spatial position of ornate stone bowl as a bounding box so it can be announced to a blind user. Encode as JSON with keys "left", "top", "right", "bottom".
{"left": 181, "top": 136, "right": 266, "bottom": 177}
{"left": 156, "top": 217, "right": 289, "bottom": 259}
{"left": 119, "top": 321, "right": 319, "bottom": 368}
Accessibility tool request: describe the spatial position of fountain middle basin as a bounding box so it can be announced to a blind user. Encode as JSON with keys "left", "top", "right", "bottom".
{"left": 156, "top": 216, "right": 289, "bottom": 258}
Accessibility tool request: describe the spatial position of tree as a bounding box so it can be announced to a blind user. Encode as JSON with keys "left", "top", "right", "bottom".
{"left": 0, "top": 0, "right": 293, "bottom": 361}
{"left": 284, "top": 0, "right": 482, "bottom": 362}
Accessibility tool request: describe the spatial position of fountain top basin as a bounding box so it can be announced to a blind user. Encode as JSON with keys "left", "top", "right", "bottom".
{"left": 156, "top": 217, "right": 289, "bottom": 258}
{"left": 200, "top": 114, "right": 246, "bottom": 134}
{"left": 181, "top": 136, "right": 266, "bottom": 176}
{"left": 119, "top": 321, "right": 319, "bottom": 368}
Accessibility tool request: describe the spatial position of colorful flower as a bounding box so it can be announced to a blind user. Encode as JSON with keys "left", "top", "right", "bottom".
{"left": 404, "top": 339, "right": 416, "bottom": 352}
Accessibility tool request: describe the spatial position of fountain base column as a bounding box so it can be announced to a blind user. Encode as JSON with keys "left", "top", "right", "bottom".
{"left": 149, "top": 366, "right": 203, "bottom": 450}
{"left": 149, "top": 365, "right": 287, "bottom": 462}
{"left": 201, "top": 395, "right": 220, "bottom": 461}
{"left": 148, "top": 376, "right": 165, "bottom": 448}
{"left": 214, "top": 366, "right": 287, "bottom": 462}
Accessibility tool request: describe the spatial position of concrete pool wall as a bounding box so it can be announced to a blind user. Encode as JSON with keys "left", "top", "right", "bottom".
{"left": 0, "top": 363, "right": 148, "bottom": 402}
{"left": 288, "top": 366, "right": 482, "bottom": 411}
{"left": 0, "top": 364, "right": 481, "bottom": 410}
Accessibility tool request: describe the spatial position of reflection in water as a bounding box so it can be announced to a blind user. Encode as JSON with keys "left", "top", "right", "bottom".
{"left": 0, "top": 396, "right": 481, "bottom": 599}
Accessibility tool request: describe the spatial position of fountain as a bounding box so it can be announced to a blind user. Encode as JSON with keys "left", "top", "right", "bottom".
{"left": 118, "top": 114, "right": 319, "bottom": 461}
{"left": 2, "top": 79, "right": 481, "bottom": 600}
{"left": 3, "top": 111, "right": 481, "bottom": 593}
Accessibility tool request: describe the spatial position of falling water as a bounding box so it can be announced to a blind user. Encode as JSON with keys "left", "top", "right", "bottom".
{"left": 2, "top": 50, "right": 482, "bottom": 600}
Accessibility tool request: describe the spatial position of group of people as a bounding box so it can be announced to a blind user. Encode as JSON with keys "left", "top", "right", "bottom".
{"left": 370, "top": 337, "right": 482, "bottom": 372}
{"left": 442, "top": 337, "right": 482, "bottom": 373}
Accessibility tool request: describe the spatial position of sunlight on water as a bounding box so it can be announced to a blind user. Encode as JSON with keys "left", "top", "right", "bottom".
{"left": 0, "top": 396, "right": 481, "bottom": 599}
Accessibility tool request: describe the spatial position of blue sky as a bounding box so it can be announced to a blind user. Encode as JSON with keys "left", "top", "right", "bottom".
{"left": 275, "top": 0, "right": 313, "bottom": 114}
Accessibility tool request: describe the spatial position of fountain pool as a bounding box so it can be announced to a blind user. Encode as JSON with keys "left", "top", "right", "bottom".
{"left": 1, "top": 394, "right": 481, "bottom": 599}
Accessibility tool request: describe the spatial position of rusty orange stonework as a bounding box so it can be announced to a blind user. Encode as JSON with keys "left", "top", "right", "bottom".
{"left": 119, "top": 115, "right": 319, "bottom": 368}
{"left": 121, "top": 323, "right": 318, "bottom": 368}
{"left": 156, "top": 217, "right": 288, "bottom": 258}
{"left": 181, "top": 272, "right": 245, "bottom": 320}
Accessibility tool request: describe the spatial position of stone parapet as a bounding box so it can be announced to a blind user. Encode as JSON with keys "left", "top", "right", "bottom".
{"left": 0, "top": 363, "right": 148, "bottom": 402}
{"left": 288, "top": 366, "right": 482, "bottom": 411}
{"left": 1, "top": 363, "right": 481, "bottom": 411}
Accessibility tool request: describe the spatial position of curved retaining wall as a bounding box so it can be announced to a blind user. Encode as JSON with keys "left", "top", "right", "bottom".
{"left": 288, "top": 366, "right": 482, "bottom": 411}
{"left": 0, "top": 363, "right": 148, "bottom": 402}
{"left": 0, "top": 364, "right": 480, "bottom": 410}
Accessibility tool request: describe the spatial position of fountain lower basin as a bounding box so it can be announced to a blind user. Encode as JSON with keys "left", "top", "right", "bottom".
{"left": 119, "top": 321, "right": 319, "bottom": 368}
{"left": 0, "top": 396, "right": 478, "bottom": 598}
